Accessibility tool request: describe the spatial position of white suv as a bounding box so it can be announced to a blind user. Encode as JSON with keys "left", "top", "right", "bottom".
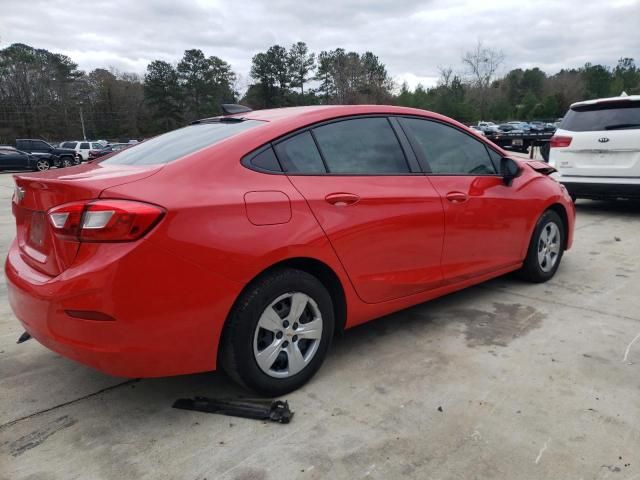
{"left": 60, "top": 141, "right": 105, "bottom": 161}
{"left": 549, "top": 94, "right": 640, "bottom": 200}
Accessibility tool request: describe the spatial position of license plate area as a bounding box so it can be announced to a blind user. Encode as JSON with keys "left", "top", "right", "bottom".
{"left": 28, "top": 212, "right": 46, "bottom": 249}
{"left": 512, "top": 139, "right": 523, "bottom": 146}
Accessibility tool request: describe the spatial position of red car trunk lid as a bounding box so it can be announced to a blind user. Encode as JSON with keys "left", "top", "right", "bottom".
{"left": 12, "top": 163, "right": 162, "bottom": 277}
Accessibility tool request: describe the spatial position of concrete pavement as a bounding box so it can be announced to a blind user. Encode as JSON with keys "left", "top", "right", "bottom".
{"left": 0, "top": 172, "right": 639, "bottom": 480}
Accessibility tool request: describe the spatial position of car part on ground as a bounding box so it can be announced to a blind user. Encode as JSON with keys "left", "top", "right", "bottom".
{"left": 16, "top": 331, "right": 32, "bottom": 343}
{"left": 173, "top": 397, "right": 293, "bottom": 423}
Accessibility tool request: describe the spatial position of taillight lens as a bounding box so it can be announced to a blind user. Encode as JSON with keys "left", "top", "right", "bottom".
{"left": 550, "top": 135, "right": 572, "bottom": 148}
{"left": 48, "top": 199, "right": 165, "bottom": 242}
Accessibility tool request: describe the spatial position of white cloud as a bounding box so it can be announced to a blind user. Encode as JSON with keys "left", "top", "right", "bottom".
{"left": 1, "top": 0, "right": 638, "bottom": 88}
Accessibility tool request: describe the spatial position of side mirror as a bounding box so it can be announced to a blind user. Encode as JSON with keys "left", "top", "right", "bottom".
{"left": 500, "top": 157, "right": 520, "bottom": 186}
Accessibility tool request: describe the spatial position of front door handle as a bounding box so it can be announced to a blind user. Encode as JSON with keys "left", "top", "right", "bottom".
{"left": 325, "top": 192, "right": 360, "bottom": 206}
{"left": 445, "top": 191, "right": 468, "bottom": 203}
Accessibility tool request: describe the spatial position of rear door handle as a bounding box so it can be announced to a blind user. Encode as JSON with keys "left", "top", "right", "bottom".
{"left": 325, "top": 193, "right": 361, "bottom": 206}
{"left": 445, "top": 191, "right": 468, "bottom": 203}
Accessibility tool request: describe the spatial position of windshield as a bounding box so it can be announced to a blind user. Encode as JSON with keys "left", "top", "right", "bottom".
{"left": 102, "top": 120, "right": 264, "bottom": 166}
{"left": 560, "top": 100, "right": 640, "bottom": 132}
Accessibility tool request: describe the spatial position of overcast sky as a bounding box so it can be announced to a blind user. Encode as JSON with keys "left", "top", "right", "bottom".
{"left": 1, "top": 0, "right": 639, "bottom": 90}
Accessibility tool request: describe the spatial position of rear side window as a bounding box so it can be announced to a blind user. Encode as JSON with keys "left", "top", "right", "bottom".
{"left": 102, "top": 120, "right": 263, "bottom": 166}
{"left": 246, "top": 146, "right": 282, "bottom": 172}
{"left": 274, "top": 131, "right": 326, "bottom": 173}
{"left": 62, "top": 142, "right": 77, "bottom": 148}
{"left": 312, "top": 118, "right": 409, "bottom": 174}
{"left": 561, "top": 100, "right": 640, "bottom": 132}
{"left": 400, "top": 118, "right": 497, "bottom": 175}
{"left": 80, "top": 142, "right": 90, "bottom": 149}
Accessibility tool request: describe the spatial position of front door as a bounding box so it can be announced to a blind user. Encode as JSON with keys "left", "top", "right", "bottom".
{"left": 277, "top": 117, "right": 445, "bottom": 304}
{"left": 399, "top": 117, "right": 529, "bottom": 283}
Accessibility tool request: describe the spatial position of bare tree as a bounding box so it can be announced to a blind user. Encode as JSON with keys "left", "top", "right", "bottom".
{"left": 437, "top": 65, "right": 454, "bottom": 88}
{"left": 462, "top": 41, "right": 505, "bottom": 118}
{"left": 462, "top": 41, "right": 505, "bottom": 88}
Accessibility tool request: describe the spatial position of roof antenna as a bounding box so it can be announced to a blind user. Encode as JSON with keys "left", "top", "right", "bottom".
{"left": 221, "top": 104, "right": 253, "bottom": 116}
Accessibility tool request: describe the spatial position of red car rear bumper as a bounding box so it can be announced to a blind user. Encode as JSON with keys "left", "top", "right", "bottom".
{"left": 5, "top": 239, "right": 244, "bottom": 377}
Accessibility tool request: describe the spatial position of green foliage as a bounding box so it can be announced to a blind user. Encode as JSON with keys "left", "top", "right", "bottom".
{"left": 1, "top": 41, "right": 639, "bottom": 141}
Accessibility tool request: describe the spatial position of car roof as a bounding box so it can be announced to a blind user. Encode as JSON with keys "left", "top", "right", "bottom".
{"left": 570, "top": 94, "right": 640, "bottom": 108}
{"left": 200, "top": 105, "right": 467, "bottom": 135}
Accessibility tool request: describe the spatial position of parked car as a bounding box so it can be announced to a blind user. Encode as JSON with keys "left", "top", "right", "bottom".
{"left": 89, "top": 143, "right": 131, "bottom": 160}
{"left": 497, "top": 123, "right": 523, "bottom": 133}
{"left": 0, "top": 146, "right": 51, "bottom": 171}
{"left": 549, "top": 94, "right": 640, "bottom": 200}
{"left": 469, "top": 125, "right": 486, "bottom": 136}
{"left": 6, "top": 105, "right": 575, "bottom": 395}
{"left": 60, "top": 141, "right": 105, "bottom": 161}
{"left": 15, "top": 139, "right": 78, "bottom": 167}
{"left": 478, "top": 121, "right": 499, "bottom": 133}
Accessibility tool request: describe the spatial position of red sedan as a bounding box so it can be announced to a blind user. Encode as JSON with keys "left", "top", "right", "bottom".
{"left": 6, "top": 105, "right": 575, "bottom": 395}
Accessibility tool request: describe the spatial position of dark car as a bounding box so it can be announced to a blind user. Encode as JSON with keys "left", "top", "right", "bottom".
{"left": 15, "top": 139, "right": 79, "bottom": 167}
{"left": 497, "top": 124, "right": 521, "bottom": 132}
{"left": 89, "top": 143, "right": 131, "bottom": 160}
{"left": 0, "top": 146, "right": 51, "bottom": 171}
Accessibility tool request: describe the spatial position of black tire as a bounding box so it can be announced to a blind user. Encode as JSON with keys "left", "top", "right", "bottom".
{"left": 517, "top": 210, "right": 565, "bottom": 283}
{"left": 73, "top": 155, "right": 81, "bottom": 165}
{"left": 61, "top": 156, "right": 74, "bottom": 168}
{"left": 220, "top": 268, "right": 334, "bottom": 396}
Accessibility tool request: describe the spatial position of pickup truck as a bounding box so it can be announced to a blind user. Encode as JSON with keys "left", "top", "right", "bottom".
{"left": 15, "top": 139, "right": 79, "bottom": 167}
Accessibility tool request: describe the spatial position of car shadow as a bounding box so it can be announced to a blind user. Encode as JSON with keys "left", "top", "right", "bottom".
{"left": 575, "top": 198, "right": 640, "bottom": 214}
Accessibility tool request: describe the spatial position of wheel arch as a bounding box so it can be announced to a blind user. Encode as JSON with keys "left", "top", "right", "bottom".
{"left": 217, "top": 256, "right": 348, "bottom": 362}
{"left": 547, "top": 202, "right": 570, "bottom": 250}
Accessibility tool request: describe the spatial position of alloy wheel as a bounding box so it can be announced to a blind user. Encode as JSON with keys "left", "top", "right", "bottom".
{"left": 253, "top": 292, "right": 323, "bottom": 378}
{"left": 36, "top": 159, "right": 50, "bottom": 171}
{"left": 537, "top": 222, "right": 561, "bottom": 272}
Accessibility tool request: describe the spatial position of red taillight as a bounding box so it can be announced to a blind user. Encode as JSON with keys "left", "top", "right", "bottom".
{"left": 48, "top": 199, "right": 164, "bottom": 242}
{"left": 550, "top": 135, "right": 572, "bottom": 148}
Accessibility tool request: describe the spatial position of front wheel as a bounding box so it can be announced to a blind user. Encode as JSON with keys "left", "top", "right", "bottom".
{"left": 517, "top": 210, "right": 565, "bottom": 283}
{"left": 220, "top": 268, "right": 334, "bottom": 396}
{"left": 61, "top": 156, "right": 73, "bottom": 168}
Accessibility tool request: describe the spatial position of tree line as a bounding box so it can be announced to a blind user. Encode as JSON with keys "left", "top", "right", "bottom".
{"left": 1, "top": 41, "right": 638, "bottom": 143}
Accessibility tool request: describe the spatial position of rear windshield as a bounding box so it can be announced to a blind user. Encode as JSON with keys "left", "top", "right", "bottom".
{"left": 560, "top": 100, "right": 640, "bottom": 132}
{"left": 102, "top": 120, "right": 264, "bottom": 166}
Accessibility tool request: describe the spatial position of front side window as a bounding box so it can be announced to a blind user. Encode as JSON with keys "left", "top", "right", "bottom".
{"left": 102, "top": 120, "right": 263, "bottom": 166}
{"left": 400, "top": 118, "right": 497, "bottom": 175}
{"left": 32, "top": 141, "right": 49, "bottom": 150}
{"left": 80, "top": 142, "right": 90, "bottom": 149}
{"left": 274, "top": 131, "right": 325, "bottom": 173}
{"left": 312, "top": 117, "right": 409, "bottom": 174}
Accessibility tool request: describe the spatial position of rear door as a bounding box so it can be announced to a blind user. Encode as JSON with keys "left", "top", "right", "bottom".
{"left": 79, "top": 142, "right": 91, "bottom": 160}
{"left": 279, "top": 116, "right": 445, "bottom": 304}
{"left": 399, "top": 117, "right": 529, "bottom": 283}
{"left": 552, "top": 99, "right": 640, "bottom": 177}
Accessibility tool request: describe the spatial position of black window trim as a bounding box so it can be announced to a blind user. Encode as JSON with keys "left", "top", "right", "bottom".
{"left": 242, "top": 114, "right": 424, "bottom": 177}
{"left": 397, "top": 115, "right": 505, "bottom": 177}
{"left": 240, "top": 113, "right": 507, "bottom": 177}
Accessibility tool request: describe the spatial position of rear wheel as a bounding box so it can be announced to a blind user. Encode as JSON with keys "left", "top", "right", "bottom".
{"left": 518, "top": 210, "right": 565, "bottom": 283}
{"left": 73, "top": 155, "right": 81, "bottom": 165}
{"left": 221, "top": 268, "right": 334, "bottom": 396}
